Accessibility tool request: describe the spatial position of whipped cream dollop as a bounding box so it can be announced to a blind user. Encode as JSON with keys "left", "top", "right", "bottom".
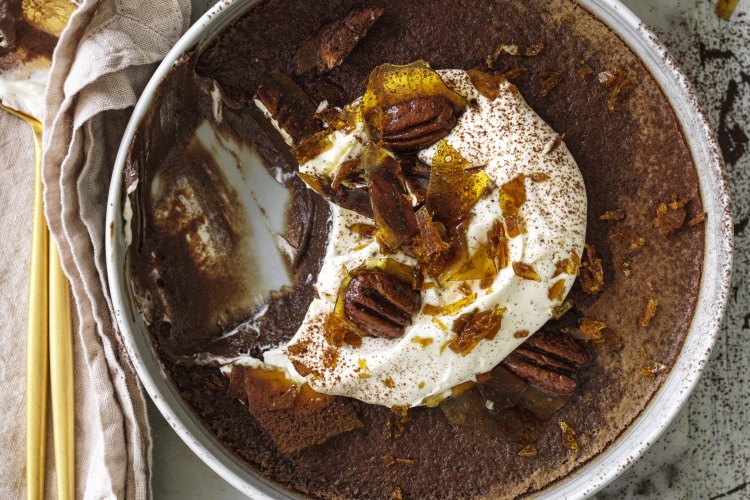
{"left": 257, "top": 69, "right": 587, "bottom": 407}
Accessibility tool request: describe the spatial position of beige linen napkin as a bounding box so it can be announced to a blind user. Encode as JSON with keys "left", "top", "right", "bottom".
{"left": 0, "top": 0, "right": 191, "bottom": 498}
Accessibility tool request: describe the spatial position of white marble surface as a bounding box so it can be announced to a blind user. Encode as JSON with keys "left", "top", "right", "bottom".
{"left": 150, "top": 0, "right": 749, "bottom": 498}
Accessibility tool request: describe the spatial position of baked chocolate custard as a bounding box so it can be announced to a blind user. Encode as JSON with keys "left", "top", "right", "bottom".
{"left": 124, "top": 0, "right": 706, "bottom": 497}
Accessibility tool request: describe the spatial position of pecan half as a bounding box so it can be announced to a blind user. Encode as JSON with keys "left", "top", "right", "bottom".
{"left": 296, "top": 7, "right": 384, "bottom": 74}
{"left": 501, "top": 331, "right": 589, "bottom": 395}
{"left": 382, "top": 96, "right": 459, "bottom": 152}
{"left": 254, "top": 71, "right": 321, "bottom": 144}
{"left": 344, "top": 270, "right": 421, "bottom": 339}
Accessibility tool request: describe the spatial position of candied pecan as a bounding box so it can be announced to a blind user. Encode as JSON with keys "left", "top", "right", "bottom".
{"left": 296, "top": 7, "right": 384, "bottom": 74}
{"left": 344, "top": 270, "right": 421, "bottom": 338}
{"left": 255, "top": 71, "right": 320, "bottom": 143}
{"left": 501, "top": 331, "right": 589, "bottom": 395}
{"left": 367, "top": 153, "right": 419, "bottom": 248}
{"left": 381, "top": 96, "right": 459, "bottom": 152}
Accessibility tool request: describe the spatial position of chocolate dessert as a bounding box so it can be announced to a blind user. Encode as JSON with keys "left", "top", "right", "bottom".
{"left": 124, "top": 0, "right": 705, "bottom": 497}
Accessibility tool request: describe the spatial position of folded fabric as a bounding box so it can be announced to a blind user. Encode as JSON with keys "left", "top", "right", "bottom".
{"left": 0, "top": 0, "right": 189, "bottom": 498}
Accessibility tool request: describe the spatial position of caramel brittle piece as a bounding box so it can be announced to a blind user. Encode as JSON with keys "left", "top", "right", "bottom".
{"left": 639, "top": 298, "right": 659, "bottom": 328}
{"left": 688, "top": 212, "right": 707, "bottom": 226}
{"left": 652, "top": 198, "right": 688, "bottom": 235}
{"left": 513, "top": 262, "right": 541, "bottom": 282}
{"left": 228, "top": 366, "right": 362, "bottom": 453}
{"left": 540, "top": 70, "right": 562, "bottom": 96}
{"left": 500, "top": 174, "right": 526, "bottom": 237}
{"left": 548, "top": 279, "right": 566, "bottom": 301}
{"left": 580, "top": 243, "right": 604, "bottom": 294}
{"left": 563, "top": 317, "right": 607, "bottom": 343}
{"left": 388, "top": 405, "right": 410, "bottom": 438}
{"left": 597, "top": 66, "right": 632, "bottom": 111}
{"left": 426, "top": 140, "right": 490, "bottom": 227}
{"left": 599, "top": 208, "right": 626, "bottom": 222}
{"left": 640, "top": 361, "right": 668, "bottom": 379}
{"left": 296, "top": 7, "right": 383, "bottom": 74}
{"left": 449, "top": 305, "right": 506, "bottom": 356}
{"left": 467, "top": 68, "right": 508, "bottom": 100}
{"left": 423, "top": 293, "right": 477, "bottom": 316}
{"left": 559, "top": 421, "right": 579, "bottom": 452}
{"left": 519, "top": 444, "right": 538, "bottom": 457}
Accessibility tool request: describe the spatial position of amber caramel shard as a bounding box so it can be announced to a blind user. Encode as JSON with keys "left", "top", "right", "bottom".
{"left": 597, "top": 66, "right": 632, "bottom": 111}
{"left": 563, "top": 317, "right": 607, "bottom": 343}
{"left": 500, "top": 174, "right": 526, "bottom": 219}
{"left": 519, "top": 444, "right": 538, "bottom": 457}
{"left": 551, "top": 300, "right": 573, "bottom": 320}
{"left": 488, "top": 43, "right": 544, "bottom": 67}
{"left": 512, "top": 262, "right": 541, "bottom": 282}
{"left": 414, "top": 207, "right": 450, "bottom": 258}
{"left": 599, "top": 208, "right": 626, "bottom": 222}
{"left": 540, "top": 70, "right": 562, "bottom": 96}
{"left": 559, "top": 421, "right": 579, "bottom": 452}
{"left": 716, "top": 0, "right": 740, "bottom": 20}
{"left": 228, "top": 366, "right": 362, "bottom": 453}
{"left": 349, "top": 223, "right": 377, "bottom": 239}
{"left": 548, "top": 279, "right": 565, "bottom": 301}
{"left": 411, "top": 336, "right": 434, "bottom": 348}
{"left": 639, "top": 362, "right": 668, "bottom": 380}
{"left": 426, "top": 140, "right": 490, "bottom": 227}
{"left": 513, "top": 330, "right": 530, "bottom": 339}
{"left": 362, "top": 61, "right": 466, "bottom": 143}
{"left": 388, "top": 405, "right": 410, "bottom": 438}
{"left": 423, "top": 293, "right": 477, "bottom": 316}
{"left": 639, "top": 298, "right": 659, "bottom": 328}
{"left": 688, "top": 212, "right": 707, "bottom": 226}
{"left": 580, "top": 243, "right": 604, "bottom": 294}
{"left": 364, "top": 147, "right": 419, "bottom": 249}
{"left": 652, "top": 198, "right": 688, "bottom": 236}
{"left": 487, "top": 220, "right": 510, "bottom": 270}
{"left": 295, "top": 7, "right": 383, "bottom": 74}
{"left": 449, "top": 305, "right": 506, "bottom": 356}
{"left": 432, "top": 317, "right": 448, "bottom": 331}
{"left": 391, "top": 487, "right": 404, "bottom": 500}
{"left": 468, "top": 68, "right": 508, "bottom": 100}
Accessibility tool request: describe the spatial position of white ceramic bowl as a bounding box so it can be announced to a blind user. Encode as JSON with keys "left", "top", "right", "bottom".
{"left": 105, "top": 0, "right": 733, "bottom": 497}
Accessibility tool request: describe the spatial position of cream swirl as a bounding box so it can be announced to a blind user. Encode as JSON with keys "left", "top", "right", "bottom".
{"left": 258, "top": 69, "right": 587, "bottom": 407}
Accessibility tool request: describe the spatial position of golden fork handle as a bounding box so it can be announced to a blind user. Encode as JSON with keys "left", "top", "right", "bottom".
{"left": 49, "top": 240, "right": 73, "bottom": 500}
{"left": 4, "top": 101, "right": 75, "bottom": 500}
{"left": 23, "top": 113, "right": 48, "bottom": 500}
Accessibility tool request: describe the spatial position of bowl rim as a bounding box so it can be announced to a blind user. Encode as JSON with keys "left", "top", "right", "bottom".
{"left": 104, "top": 0, "right": 733, "bottom": 498}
